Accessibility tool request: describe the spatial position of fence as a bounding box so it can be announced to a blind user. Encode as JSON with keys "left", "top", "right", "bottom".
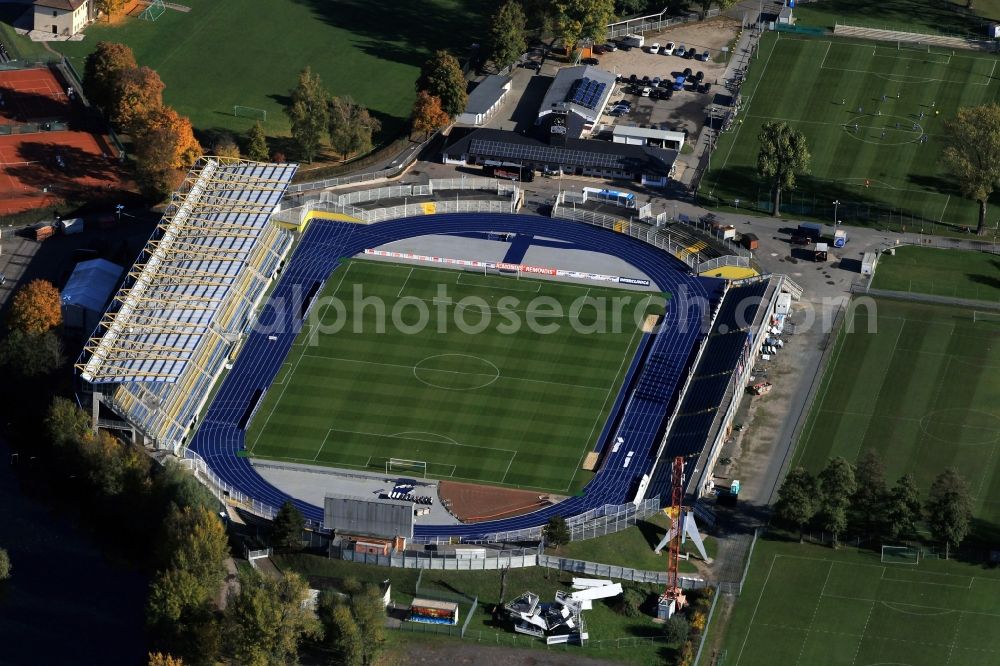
{"left": 606, "top": 8, "right": 720, "bottom": 40}
{"left": 0, "top": 120, "right": 69, "bottom": 135}
{"left": 850, "top": 285, "right": 1000, "bottom": 310}
{"left": 536, "top": 554, "right": 709, "bottom": 587}
{"left": 338, "top": 546, "right": 541, "bottom": 570}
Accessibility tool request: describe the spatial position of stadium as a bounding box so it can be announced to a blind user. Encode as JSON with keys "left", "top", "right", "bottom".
{"left": 75, "top": 156, "right": 795, "bottom": 543}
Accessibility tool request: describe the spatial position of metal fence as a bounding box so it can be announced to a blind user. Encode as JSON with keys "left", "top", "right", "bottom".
{"left": 338, "top": 546, "right": 540, "bottom": 570}
{"left": 535, "top": 554, "right": 706, "bottom": 586}
{"left": 606, "top": 8, "right": 720, "bottom": 40}
{"left": 0, "top": 120, "right": 69, "bottom": 135}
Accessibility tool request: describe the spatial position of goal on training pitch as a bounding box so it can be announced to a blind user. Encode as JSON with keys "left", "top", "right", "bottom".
{"left": 386, "top": 458, "right": 428, "bottom": 478}
{"left": 881, "top": 545, "right": 919, "bottom": 564}
{"left": 234, "top": 105, "right": 267, "bottom": 121}
{"left": 973, "top": 310, "right": 1000, "bottom": 327}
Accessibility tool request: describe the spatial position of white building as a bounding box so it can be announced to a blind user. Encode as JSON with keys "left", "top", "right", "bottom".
{"left": 33, "top": 0, "right": 92, "bottom": 37}
{"left": 537, "top": 65, "right": 616, "bottom": 138}
{"left": 457, "top": 75, "right": 512, "bottom": 126}
{"left": 612, "top": 125, "right": 686, "bottom": 151}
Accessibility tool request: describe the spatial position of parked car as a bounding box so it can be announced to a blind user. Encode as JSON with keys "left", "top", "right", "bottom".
{"left": 641, "top": 86, "right": 651, "bottom": 97}
{"left": 582, "top": 57, "right": 600, "bottom": 65}
{"left": 674, "top": 44, "right": 686, "bottom": 55}
{"left": 649, "top": 42, "right": 660, "bottom": 53}
{"left": 695, "top": 70, "right": 704, "bottom": 82}
{"left": 686, "top": 47, "right": 697, "bottom": 59}
{"left": 629, "top": 74, "right": 638, "bottom": 83}
{"left": 701, "top": 50, "right": 711, "bottom": 61}
{"left": 521, "top": 61, "right": 540, "bottom": 70}
{"left": 701, "top": 83, "right": 711, "bottom": 94}
{"left": 683, "top": 67, "right": 692, "bottom": 77}
{"left": 604, "top": 43, "right": 618, "bottom": 51}
{"left": 652, "top": 76, "right": 661, "bottom": 85}
{"left": 664, "top": 41, "right": 675, "bottom": 53}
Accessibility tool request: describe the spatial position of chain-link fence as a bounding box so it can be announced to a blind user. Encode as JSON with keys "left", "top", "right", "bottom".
{"left": 605, "top": 8, "right": 720, "bottom": 41}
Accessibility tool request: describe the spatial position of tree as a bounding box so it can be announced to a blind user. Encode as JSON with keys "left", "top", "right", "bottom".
{"left": 211, "top": 134, "right": 240, "bottom": 159}
{"left": 664, "top": 613, "right": 690, "bottom": 644}
{"left": 886, "top": 473, "right": 923, "bottom": 541}
{"left": 942, "top": 103, "right": 1000, "bottom": 235}
{"left": 7, "top": 279, "right": 61, "bottom": 334}
{"left": 411, "top": 91, "right": 452, "bottom": 139}
{"left": 756, "top": 120, "right": 810, "bottom": 217}
{"left": 489, "top": 1, "right": 528, "bottom": 71}
{"left": 80, "top": 429, "right": 151, "bottom": 497}
{"left": 816, "top": 457, "right": 856, "bottom": 548}
{"left": 543, "top": 515, "right": 571, "bottom": 546}
{"left": 774, "top": 467, "right": 818, "bottom": 542}
{"left": 0, "top": 547, "right": 10, "bottom": 581}
{"left": 322, "top": 602, "right": 363, "bottom": 666}
{"left": 618, "top": 586, "right": 646, "bottom": 617}
{"left": 271, "top": 500, "right": 305, "bottom": 552}
{"left": 925, "top": 468, "right": 973, "bottom": 559}
{"left": 416, "top": 51, "right": 468, "bottom": 117}
{"left": 162, "top": 505, "right": 229, "bottom": 595}
{"left": 246, "top": 122, "right": 269, "bottom": 161}
{"left": 45, "top": 397, "right": 91, "bottom": 448}
{"left": 83, "top": 41, "right": 136, "bottom": 115}
{"left": 851, "top": 449, "right": 890, "bottom": 539}
{"left": 138, "top": 105, "right": 203, "bottom": 169}
{"left": 225, "top": 570, "right": 320, "bottom": 666}
{"left": 148, "top": 653, "right": 183, "bottom": 666}
{"left": 96, "top": 0, "right": 127, "bottom": 19}
{"left": 0, "top": 330, "right": 64, "bottom": 378}
{"left": 328, "top": 96, "right": 381, "bottom": 161}
{"left": 111, "top": 66, "right": 165, "bottom": 133}
{"left": 134, "top": 107, "right": 203, "bottom": 199}
{"left": 285, "top": 67, "right": 329, "bottom": 163}
{"left": 147, "top": 568, "right": 206, "bottom": 625}
{"left": 552, "top": 0, "right": 616, "bottom": 52}
{"left": 351, "top": 585, "right": 386, "bottom": 666}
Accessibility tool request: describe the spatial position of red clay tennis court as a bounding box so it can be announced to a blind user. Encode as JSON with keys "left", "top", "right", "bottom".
{"left": 0, "top": 66, "right": 129, "bottom": 214}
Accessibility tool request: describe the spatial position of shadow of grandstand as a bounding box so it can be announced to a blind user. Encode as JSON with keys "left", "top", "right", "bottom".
{"left": 289, "top": 0, "right": 486, "bottom": 68}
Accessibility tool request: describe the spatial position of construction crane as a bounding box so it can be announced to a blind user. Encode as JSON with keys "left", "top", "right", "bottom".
{"left": 664, "top": 455, "right": 685, "bottom": 604}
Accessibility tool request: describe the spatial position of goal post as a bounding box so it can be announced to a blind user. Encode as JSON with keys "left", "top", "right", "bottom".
{"left": 973, "top": 310, "right": 1000, "bottom": 326}
{"left": 881, "top": 545, "right": 919, "bottom": 564}
{"left": 139, "top": 0, "right": 166, "bottom": 21}
{"left": 386, "top": 458, "right": 428, "bottom": 478}
{"left": 234, "top": 105, "right": 268, "bottom": 121}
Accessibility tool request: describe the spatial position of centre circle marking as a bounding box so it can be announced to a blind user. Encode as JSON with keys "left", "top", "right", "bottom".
{"left": 413, "top": 353, "right": 500, "bottom": 390}
{"left": 843, "top": 114, "right": 924, "bottom": 146}
{"left": 919, "top": 408, "right": 1000, "bottom": 446}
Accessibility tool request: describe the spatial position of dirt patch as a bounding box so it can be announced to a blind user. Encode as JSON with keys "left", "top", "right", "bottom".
{"left": 438, "top": 480, "right": 561, "bottom": 523}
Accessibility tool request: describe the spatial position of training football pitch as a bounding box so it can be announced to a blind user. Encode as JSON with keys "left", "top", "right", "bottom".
{"left": 795, "top": 298, "right": 1000, "bottom": 529}
{"left": 702, "top": 32, "right": 1000, "bottom": 230}
{"left": 712, "top": 537, "right": 1000, "bottom": 666}
{"left": 247, "top": 260, "right": 658, "bottom": 493}
{"left": 871, "top": 246, "right": 1000, "bottom": 302}
{"left": 52, "top": 0, "right": 484, "bottom": 138}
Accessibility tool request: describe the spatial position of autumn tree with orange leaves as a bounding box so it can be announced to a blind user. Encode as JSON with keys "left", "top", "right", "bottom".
{"left": 7, "top": 279, "right": 61, "bottom": 334}
{"left": 134, "top": 108, "right": 203, "bottom": 198}
{"left": 411, "top": 91, "right": 451, "bottom": 139}
{"left": 84, "top": 41, "right": 137, "bottom": 115}
{"left": 111, "top": 65, "right": 165, "bottom": 134}
{"left": 147, "top": 653, "right": 183, "bottom": 666}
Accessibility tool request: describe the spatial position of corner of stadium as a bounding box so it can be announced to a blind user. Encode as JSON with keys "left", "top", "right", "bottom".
{"left": 75, "top": 156, "right": 795, "bottom": 543}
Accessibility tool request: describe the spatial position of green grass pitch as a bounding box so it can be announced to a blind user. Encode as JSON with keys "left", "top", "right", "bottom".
{"left": 795, "top": 298, "right": 1000, "bottom": 530}
{"left": 247, "top": 260, "right": 658, "bottom": 493}
{"left": 52, "top": 0, "right": 486, "bottom": 138}
{"left": 871, "top": 246, "right": 1000, "bottom": 302}
{"left": 711, "top": 537, "right": 1000, "bottom": 666}
{"left": 703, "top": 31, "right": 1000, "bottom": 231}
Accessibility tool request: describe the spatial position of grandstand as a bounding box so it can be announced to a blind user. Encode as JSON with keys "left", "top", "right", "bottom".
{"left": 76, "top": 157, "right": 297, "bottom": 453}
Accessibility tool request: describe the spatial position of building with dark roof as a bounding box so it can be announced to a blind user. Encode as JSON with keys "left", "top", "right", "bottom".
{"left": 442, "top": 127, "right": 678, "bottom": 187}
{"left": 33, "top": 0, "right": 92, "bottom": 36}
{"left": 537, "top": 65, "right": 616, "bottom": 138}
{"left": 457, "top": 75, "right": 512, "bottom": 126}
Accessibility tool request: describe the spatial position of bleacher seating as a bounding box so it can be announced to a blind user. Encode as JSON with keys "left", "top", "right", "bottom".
{"left": 635, "top": 351, "right": 685, "bottom": 404}
{"left": 833, "top": 24, "right": 992, "bottom": 52}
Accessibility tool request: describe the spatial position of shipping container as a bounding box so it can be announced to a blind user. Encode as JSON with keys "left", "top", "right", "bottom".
{"left": 740, "top": 233, "right": 759, "bottom": 250}
{"left": 798, "top": 222, "right": 824, "bottom": 240}
{"left": 833, "top": 228, "right": 848, "bottom": 248}
{"left": 861, "top": 251, "right": 878, "bottom": 275}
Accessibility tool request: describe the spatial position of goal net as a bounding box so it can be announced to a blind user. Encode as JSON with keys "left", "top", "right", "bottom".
{"left": 881, "top": 545, "right": 919, "bottom": 565}
{"left": 234, "top": 105, "right": 268, "bottom": 121}
{"left": 973, "top": 310, "right": 1000, "bottom": 327}
{"left": 139, "top": 0, "right": 166, "bottom": 21}
{"left": 386, "top": 458, "right": 427, "bottom": 478}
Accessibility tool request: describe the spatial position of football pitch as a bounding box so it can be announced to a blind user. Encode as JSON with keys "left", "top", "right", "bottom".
{"left": 52, "top": 0, "right": 485, "bottom": 138}
{"left": 795, "top": 298, "right": 1000, "bottom": 529}
{"left": 247, "top": 260, "right": 659, "bottom": 493}
{"left": 871, "top": 246, "right": 1000, "bottom": 302}
{"left": 703, "top": 32, "right": 1000, "bottom": 230}
{"left": 713, "top": 537, "right": 1000, "bottom": 666}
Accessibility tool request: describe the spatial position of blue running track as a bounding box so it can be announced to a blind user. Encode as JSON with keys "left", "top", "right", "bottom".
{"left": 189, "top": 214, "right": 717, "bottom": 539}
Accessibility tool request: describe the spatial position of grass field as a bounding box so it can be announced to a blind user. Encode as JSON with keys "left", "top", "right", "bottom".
{"left": 871, "top": 246, "right": 1000, "bottom": 301}
{"left": 247, "top": 260, "right": 657, "bottom": 493}
{"left": 792, "top": 0, "right": 1000, "bottom": 37}
{"left": 709, "top": 536, "right": 1000, "bottom": 666}
{"left": 50, "top": 0, "right": 486, "bottom": 139}
{"left": 702, "top": 31, "right": 1000, "bottom": 231}
{"left": 795, "top": 298, "right": 1000, "bottom": 531}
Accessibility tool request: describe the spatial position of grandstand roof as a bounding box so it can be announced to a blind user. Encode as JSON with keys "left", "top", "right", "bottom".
{"left": 78, "top": 158, "right": 297, "bottom": 384}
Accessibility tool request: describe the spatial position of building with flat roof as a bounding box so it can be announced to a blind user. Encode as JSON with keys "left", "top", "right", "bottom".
{"left": 612, "top": 125, "right": 686, "bottom": 150}
{"left": 443, "top": 127, "right": 678, "bottom": 187}
{"left": 458, "top": 75, "right": 512, "bottom": 126}
{"left": 537, "top": 65, "right": 616, "bottom": 137}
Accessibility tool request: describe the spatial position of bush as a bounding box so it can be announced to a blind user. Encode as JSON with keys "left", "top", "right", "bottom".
{"left": 664, "top": 613, "right": 689, "bottom": 644}
{"left": 618, "top": 586, "right": 647, "bottom": 618}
